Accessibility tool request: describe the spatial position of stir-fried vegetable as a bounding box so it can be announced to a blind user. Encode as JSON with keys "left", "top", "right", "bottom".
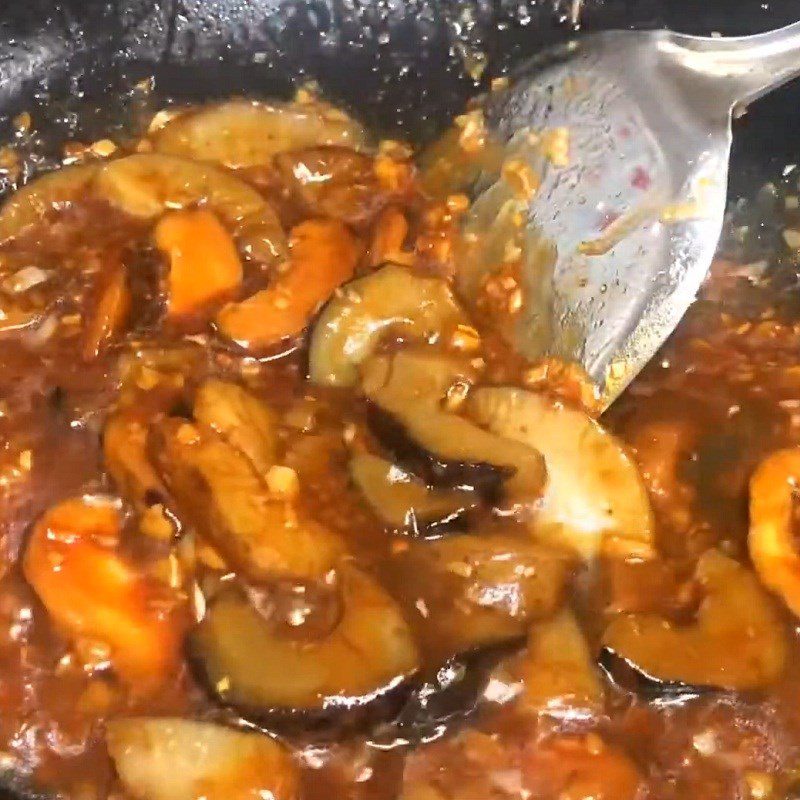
{"left": 152, "top": 419, "right": 344, "bottom": 580}
{"left": 153, "top": 99, "right": 368, "bottom": 168}
{"left": 274, "top": 147, "right": 386, "bottom": 226}
{"left": 602, "top": 556, "right": 689, "bottom": 617}
{"left": 23, "top": 496, "right": 186, "bottom": 687}
{"left": 0, "top": 151, "right": 287, "bottom": 268}
{"left": 96, "top": 154, "right": 287, "bottom": 264}
{"left": 82, "top": 261, "right": 131, "bottom": 360}
{"left": 154, "top": 209, "right": 243, "bottom": 318}
{"left": 362, "top": 350, "right": 545, "bottom": 510}
{"left": 0, "top": 90, "right": 790, "bottom": 800}
{"left": 193, "top": 379, "right": 278, "bottom": 476}
{"left": 467, "top": 387, "right": 655, "bottom": 559}
{"left": 218, "top": 218, "right": 361, "bottom": 350}
{"left": 104, "top": 412, "right": 169, "bottom": 512}
{"left": 749, "top": 447, "right": 800, "bottom": 618}
{"left": 515, "top": 609, "right": 603, "bottom": 717}
{"left": 602, "top": 550, "right": 787, "bottom": 690}
{"left": 107, "top": 718, "right": 299, "bottom": 800}
{"left": 190, "top": 565, "right": 420, "bottom": 718}
{"left": 349, "top": 452, "right": 476, "bottom": 536}
{"left": 308, "top": 264, "right": 469, "bottom": 387}
{"left": 384, "top": 533, "right": 573, "bottom": 662}
{"left": 0, "top": 164, "right": 98, "bottom": 242}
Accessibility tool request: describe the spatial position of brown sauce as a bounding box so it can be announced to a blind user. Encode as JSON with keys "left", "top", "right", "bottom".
{"left": 0, "top": 97, "right": 797, "bottom": 800}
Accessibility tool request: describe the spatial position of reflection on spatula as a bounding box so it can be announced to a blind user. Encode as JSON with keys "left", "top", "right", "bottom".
{"left": 457, "top": 22, "right": 800, "bottom": 410}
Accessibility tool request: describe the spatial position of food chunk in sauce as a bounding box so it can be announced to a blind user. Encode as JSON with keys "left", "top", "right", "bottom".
{"left": 0, "top": 93, "right": 797, "bottom": 800}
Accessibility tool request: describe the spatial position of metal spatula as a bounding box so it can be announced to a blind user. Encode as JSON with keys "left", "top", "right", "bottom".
{"left": 460, "top": 22, "right": 800, "bottom": 410}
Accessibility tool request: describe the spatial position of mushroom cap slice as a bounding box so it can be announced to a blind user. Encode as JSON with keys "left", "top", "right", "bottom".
{"left": 153, "top": 99, "right": 368, "bottom": 168}
{"left": 0, "top": 164, "right": 98, "bottom": 243}
{"left": 190, "top": 565, "right": 420, "bottom": 719}
{"left": 104, "top": 412, "right": 169, "bottom": 512}
{"left": 0, "top": 154, "right": 289, "bottom": 266}
{"left": 96, "top": 154, "right": 287, "bottom": 264}
{"left": 466, "top": 386, "right": 654, "bottom": 560}
{"left": 602, "top": 550, "right": 787, "bottom": 691}
{"left": 362, "top": 351, "right": 545, "bottom": 510}
{"left": 193, "top": 379, "right": 278, "bottom": 477}
{"left": 151, "top": 419, "right": 344, "bottom": 581}
{"left": 349, "top": 452, "right": 476, "bottom": 536}
{"left": 515, "top": 609, "right": 603, "bottom": 718}
{"left": 308, "top": 264, "right": 469, "bottom": 388}
{"left": 107, "top": 717, "right": 298, "bottom": 800}
{"left": 384, "top": 533, "right": 573, "bottom": 663}
{"left": 273, "top": 147, "right": 384, "bottom": 226}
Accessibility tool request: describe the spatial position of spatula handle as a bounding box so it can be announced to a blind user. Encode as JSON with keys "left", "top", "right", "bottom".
{"left": 664, "top": 21, "right": 800, "bottom": 111}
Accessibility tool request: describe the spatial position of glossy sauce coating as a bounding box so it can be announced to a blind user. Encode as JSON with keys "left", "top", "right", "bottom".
{"left": 0, "top": 99, "right": 798, "bottom": 800}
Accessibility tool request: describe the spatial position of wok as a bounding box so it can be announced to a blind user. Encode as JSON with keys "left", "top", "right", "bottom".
{"left": 0, "top": 0, "right": 799, "bottom": 797}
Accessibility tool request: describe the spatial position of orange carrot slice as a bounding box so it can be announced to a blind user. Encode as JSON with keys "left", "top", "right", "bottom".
{"left": 23, "top": 496, "right": 186, "bottom": 689}
{"left": 217, "top": 218, "right": 361, "bottom": 350}
{"left": 155, "top": 209, "right": 243, "bottom": 318}
{"left": 82, "top": 263, "right": 131, "bottom": 361}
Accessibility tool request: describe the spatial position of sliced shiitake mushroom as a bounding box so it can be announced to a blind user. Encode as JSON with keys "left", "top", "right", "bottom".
{"left": 104, "top": 412, "right": 169, "bottom": 512}
{"left": 383, "top": 533, "right": 573, "bottom": 663}
{"left": 190, "top": 565, "right": 420, "bottom": 721}
{"left": 0, "top": 153, "right": 290, "bottom": 275}
{"left": 390, "top": 644, "right": 517, "bottom": 745}
{"left": 349, "top": 453, "right": 476, "bottom": 536}
{"left": 0, "top": 164, "right": 98, "bottom": 243}
{"left": 308, "top": 264, "right": 469, "bottom": 388}
{"left": 151, "top": 418, "right": 344, "bottom": 581}
{"left": 153, "top": 99, "right": 368, "bottom": 168}
{"left": 0, "top": 156, "right": 286, "bottom": 269}
{"left": 96, "top": 154, "right": 287, "bottom": 265}
{"left": 273, "top": 147, "right": 385, "bottom": 226}
{"left": 362, "top": 350, "right": 545, "bottom": 510}
{"left": 596, "top": 648, "right": 708, "bottom": 699}
{"left": 601, "top": 550, "right": 787, "bottom": 691}
{"left": 193, "top": 379, "right": 278, "bottom": 476}
{"left": 466, "top": 387, "right": 655, "bottom": 560}
{"left": 107, "top": 717, "right": 298, "bottom": 800}
{"left": 515, "top": 609, "right": 603, "bottom": 717}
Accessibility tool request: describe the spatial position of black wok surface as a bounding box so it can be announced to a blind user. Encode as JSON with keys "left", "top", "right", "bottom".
{"left": 1, "top": 0, "right": 799, "bottom": 196}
